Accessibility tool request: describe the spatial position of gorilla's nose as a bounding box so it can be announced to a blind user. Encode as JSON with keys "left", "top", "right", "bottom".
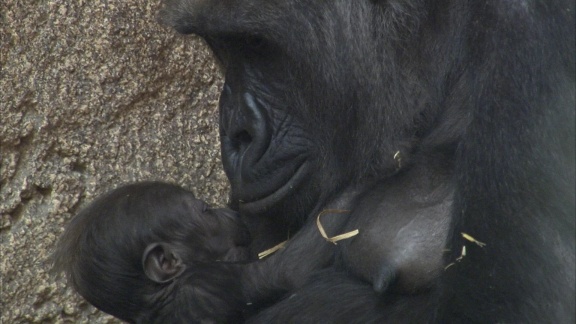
{"left": 220, "top": 89, "right": 271, "bottom": 186}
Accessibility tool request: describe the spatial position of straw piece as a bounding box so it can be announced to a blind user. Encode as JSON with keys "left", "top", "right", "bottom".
{"left": 393, "top": 150, "right": 402, "bottom": 169}
{"left": 456, "top": 245, "right": 466, "bottom": 261}
{"left": 445, "top": 233, "right": 486, "bottom": 270}
{"left": 461, "top": 232, "right": 486, "bottom": 247}
{"left": 445, "top": 246, "right": 467, "bottom": 270}
{"left": 257, "top": 209, "right": 359, "bottom": 259}
{"left": 258, "top": 240, "right": 288, "bottom": 259}
{"left": 316, "top": 209, "right": 359, "bottom": 245}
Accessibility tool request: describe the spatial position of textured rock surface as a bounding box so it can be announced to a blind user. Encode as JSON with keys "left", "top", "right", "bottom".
{"left": 1, "top": 1, "right": 227, "bottom": 322}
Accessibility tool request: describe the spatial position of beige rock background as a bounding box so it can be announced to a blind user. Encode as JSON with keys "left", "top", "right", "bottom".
{"left": 1, "top": 1, "right": 227, "bottom": 322}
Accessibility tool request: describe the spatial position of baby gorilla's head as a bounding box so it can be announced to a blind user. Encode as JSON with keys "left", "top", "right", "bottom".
{"left": 52, "top": 181, "right": 250, "bottom": 322}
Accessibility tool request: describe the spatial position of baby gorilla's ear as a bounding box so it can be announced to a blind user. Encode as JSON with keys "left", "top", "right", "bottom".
{"left": 142, "top": 243, "right": 186, "bottom": 283}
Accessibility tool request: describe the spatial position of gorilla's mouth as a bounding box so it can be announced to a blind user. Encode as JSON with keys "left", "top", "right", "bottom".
{"left": 237, "top": 160, "right": 309, "bottom": 213}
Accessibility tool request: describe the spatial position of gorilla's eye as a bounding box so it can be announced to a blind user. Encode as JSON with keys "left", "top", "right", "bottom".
{"left": 243, "top": 35, "right": 268, "bottom": 52}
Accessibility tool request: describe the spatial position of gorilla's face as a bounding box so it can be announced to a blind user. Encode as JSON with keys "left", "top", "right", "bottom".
{"left": 211, "top": 33, "right": 345, "bottom": 223}
{"left": 160, "top": 1, "right": 430, "bottom": 224}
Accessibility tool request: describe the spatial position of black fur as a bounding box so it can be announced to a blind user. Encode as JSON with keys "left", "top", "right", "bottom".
{"left": 156, "top": 1, "right": 575, "bottom": 322}
{"left": 53, "top": 182, "right": 250, "bottom": 323}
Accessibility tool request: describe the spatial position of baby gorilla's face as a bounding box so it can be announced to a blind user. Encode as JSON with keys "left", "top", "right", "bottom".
{"left": 142, "top": 191, "right": 251, "bottom": 284}
{"left": 182, "top": 197, "right": 251, "bottom": 262}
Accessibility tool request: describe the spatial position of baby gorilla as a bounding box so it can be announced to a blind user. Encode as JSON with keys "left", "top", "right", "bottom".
{"left": 52, "top": 181, "right": 250, "bottom": 323}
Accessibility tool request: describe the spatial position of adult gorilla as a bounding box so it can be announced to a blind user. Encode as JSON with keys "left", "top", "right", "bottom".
{"left": 160, "top": 0, "right": 575, "bottom": 322}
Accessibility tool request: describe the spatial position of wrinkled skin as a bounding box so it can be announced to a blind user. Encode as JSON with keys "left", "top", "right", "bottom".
{"left": 160, "top": 0, "right": 575, "bottom": 322}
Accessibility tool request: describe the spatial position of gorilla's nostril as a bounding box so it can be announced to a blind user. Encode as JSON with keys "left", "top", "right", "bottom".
{"left": 231, "top": 130, "right": 253, "bottom": 152}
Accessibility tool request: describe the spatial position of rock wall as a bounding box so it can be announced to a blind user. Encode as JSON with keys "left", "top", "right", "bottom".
{"left": 1, "top": 1, "right": 227, "bottom": 322}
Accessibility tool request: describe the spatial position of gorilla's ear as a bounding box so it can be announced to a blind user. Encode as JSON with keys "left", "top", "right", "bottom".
{"left": 142, "top": 243, "right": 186, "bottom": 283}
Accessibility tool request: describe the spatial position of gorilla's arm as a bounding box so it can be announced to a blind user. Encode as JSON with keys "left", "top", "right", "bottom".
{"left": 435, "top": 4, "right": 576, "bottom": 321}
{"left": 247, "top": 269, "right": 442, "bottom": 324}
{"left": 236, "top": 188, "right": 360, "bottom": 305}
{"left": 246, "top": 269, "right": 388, "bottom": 324}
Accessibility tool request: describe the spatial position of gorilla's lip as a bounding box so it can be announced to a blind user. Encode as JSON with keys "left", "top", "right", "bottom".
{"left": 238, "top": 161, "right": 309, "bottom": 213}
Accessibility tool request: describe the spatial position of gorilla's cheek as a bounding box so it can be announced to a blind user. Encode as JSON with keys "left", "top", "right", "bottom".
{"left": 219, "top": 84, "right": 314, "bottom": 213}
